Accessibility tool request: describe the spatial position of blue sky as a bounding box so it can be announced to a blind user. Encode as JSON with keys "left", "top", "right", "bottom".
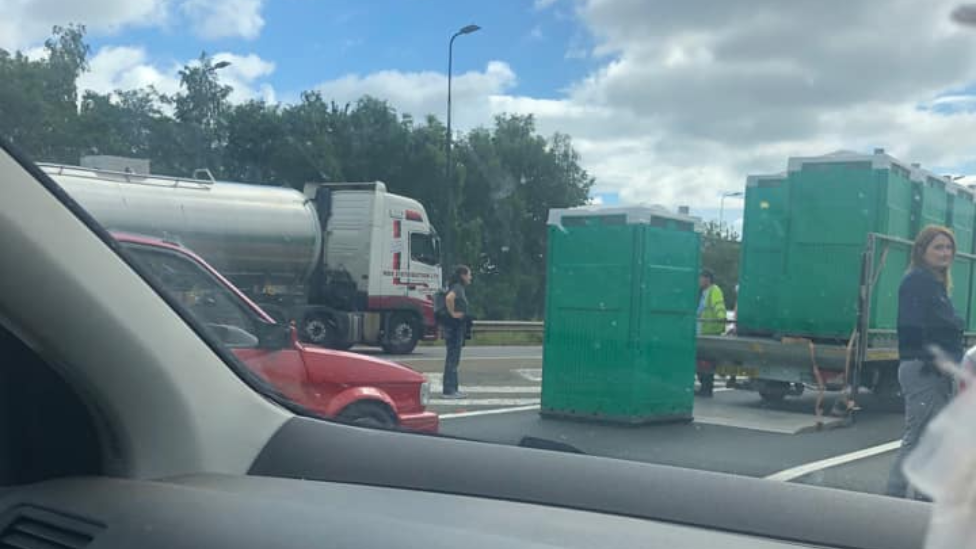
{"left": 83, "top": 0, "right": 598, "bottom": 103}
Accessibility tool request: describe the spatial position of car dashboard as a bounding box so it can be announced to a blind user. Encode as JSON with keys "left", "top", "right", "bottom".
{"left": 0, "top": 474, "right": 836, "bottom": 549}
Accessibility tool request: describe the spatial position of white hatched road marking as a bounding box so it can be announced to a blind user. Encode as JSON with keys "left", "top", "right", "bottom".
{"left": 424, "top": 369, "right": 729, "bottom": 416}
{"left": 515, "top": 368, "right": 543, "bottom": 382}
{"left": 430, "top": 397, "right": 542, "bottom": 406}
{"left": 764, "top": 440, "right": 902, "bottom": 482}
{"left": 426, "top": 373, "right": 541, "bottom": 394}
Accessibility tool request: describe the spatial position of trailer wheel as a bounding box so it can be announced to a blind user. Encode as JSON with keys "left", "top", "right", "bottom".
{"left": 758, "top": 381, "right": 790, "bottom": 404}
{"left": 382, "top": 313, "right": 419, "bottom": 354}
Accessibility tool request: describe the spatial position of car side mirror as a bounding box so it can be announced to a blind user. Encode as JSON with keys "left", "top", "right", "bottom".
{"left": 257, "top": 322, "right": 292, "bottom": 350}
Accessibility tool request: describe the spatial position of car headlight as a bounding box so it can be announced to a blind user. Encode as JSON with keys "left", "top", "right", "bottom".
{"left": 420, "top": 381, "right": 431, "bottom": 406}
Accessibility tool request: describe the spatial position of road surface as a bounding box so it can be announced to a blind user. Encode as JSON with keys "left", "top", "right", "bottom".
{"left": 361, "top": 345, "right": 906, "bottom": 497}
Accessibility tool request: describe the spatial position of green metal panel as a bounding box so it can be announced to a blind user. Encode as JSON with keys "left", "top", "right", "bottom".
{"left": 736, "top": 176, "right": 788, "bottom": 335}
{"left": 541, "top": 217, "right": 698, "bottom": 423}
{"left": 633, "top": 226, "right": 699, "bottom": 417}
{"left": 950, "top": 190, "right": 976, "bottom": 252}
{"left": 947, "top": 189, "right": 976, "bottom": 329}
{"left": 917, "top": 176, "right": 948, "bottom": 234}
{"left": 754, "top": 158, "right": 913, "bottom": 338}
{"left": 869, "top": 165, "right": 915, "bottom": 330}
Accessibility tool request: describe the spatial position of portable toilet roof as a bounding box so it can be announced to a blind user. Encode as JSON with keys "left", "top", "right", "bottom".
{"left": 746, "top": 172, "right": 787, "bottom": 188}
{"left": 547, "top": 205, "right": 701, "bottom": 232}
{"left": 786, "top": 148, "right": 914, "bottom": 174}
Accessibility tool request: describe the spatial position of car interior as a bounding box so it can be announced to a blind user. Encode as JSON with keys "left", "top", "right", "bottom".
{"left": 0, "top": 140, "right": 933, "bottom": 548}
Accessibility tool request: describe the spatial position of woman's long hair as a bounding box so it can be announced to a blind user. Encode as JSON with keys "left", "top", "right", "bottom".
{"left": 911, "top": 225, "right": 956, "bottom": 290}
{"left": 448, "top": 265, "right": 471, "bottom": 286}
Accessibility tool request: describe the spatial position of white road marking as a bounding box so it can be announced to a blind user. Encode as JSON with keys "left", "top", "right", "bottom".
{"left": 399, "top": 355, "right": 543, "bottom": 363}
{"left": 430, "top": 397, "right": 542, "bottom": 406}
{"left": 515, "top": 368, "right": 543, "bottom": 382}
{"left": 424, "top": 373, "right": 542, "bottom": 394}
{"left": 764, "top": 440, "right": 902, "bottom": 482}
{"left": 440, "top": 405, "right": 541, "bottom": 419}
{"left": 446, "top": 386, "right": 542, "bottom": 394}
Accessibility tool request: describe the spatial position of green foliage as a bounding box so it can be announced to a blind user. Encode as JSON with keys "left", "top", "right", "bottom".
{"left": 0, "top": 27, "right": 596, "bottom": 321}
{"left": 701, "top": 221, "right": 741, "bottom": 310}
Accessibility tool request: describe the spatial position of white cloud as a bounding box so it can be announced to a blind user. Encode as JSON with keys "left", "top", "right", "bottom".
{"left": 78, "top": 46, "right": 182, "bottom": 97}
{"left": 77, "top": 46, "right": 276, "bottom": 104}
{"left": 212, "top": 52, "right": 276, "bottom": 103}
{"left": 299, "top": 1, "right": 976, "bottom": 209}
{"left": 0, "top": 0, "right": 166, "bottom": 51}
{"left": 535, "top": 0, "right": 560, "bottom": 10}
{"left": 314, "top": 61, "right": 517, "bottom": 130}
{"left": 181, "top": 0, "right": 265, "bottom": 40}
{"left": 0, "top": 0, "right": 267, "bottom": 51}
{"left": 498, "top": 0, "right": 976, "bottom": 207}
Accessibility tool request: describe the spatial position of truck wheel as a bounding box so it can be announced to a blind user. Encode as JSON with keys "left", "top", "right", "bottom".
{"left": 301, "top": 312, "right": 341, "bottom": 348}
{"left": 758, "top": 381, "right": 790, "bottom": 404}
{"left": 336, "top": 402, "right": 397, "bottom": 429}
{"left": 382, "top": 313, "right": 419, "bottom": 354}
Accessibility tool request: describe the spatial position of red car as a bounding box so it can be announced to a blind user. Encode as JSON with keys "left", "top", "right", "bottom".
{"left": 115, "top": 232, "right": 439, "bottom": 433}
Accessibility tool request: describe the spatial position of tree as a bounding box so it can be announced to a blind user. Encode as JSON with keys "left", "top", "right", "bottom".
{"left": 0, "top": 24, "right": 89, "bottom": 163}
{"left": 0, "top": 26, "right": 598, "bottom": 321}
{"left": 459, "top": 115, "right": 594, "bottom": 320}
{"left": 173, "top": 53, "right": 233, "bottom": 175}
{"left": 701, "top": 221, "right": 741, "bottom": 310}
{"left": 77, "top": 88, "right": 166, "bottom": 159}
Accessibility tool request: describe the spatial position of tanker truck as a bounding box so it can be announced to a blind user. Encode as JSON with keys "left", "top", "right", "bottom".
{"left": 41, "top": 160, "right": 442, "bottom": 354}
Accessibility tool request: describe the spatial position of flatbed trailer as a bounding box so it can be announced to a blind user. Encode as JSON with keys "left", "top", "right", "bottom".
{"left": 697, "top": 233, "right": 976, "bottom": 415}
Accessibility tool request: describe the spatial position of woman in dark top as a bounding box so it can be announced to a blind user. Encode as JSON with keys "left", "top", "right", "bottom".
{"left": 441, "top": 265, "right": 472, "bottom": 399}
{"left": 886, "top": 225, "right": 963, "bottom": 499}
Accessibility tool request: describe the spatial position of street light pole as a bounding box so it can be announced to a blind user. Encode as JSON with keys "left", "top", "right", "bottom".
{"left": 719, "top": 191, "right": 745, "bottom": 232}
{"left": 444, "top": 24, "right": 480, "bottom": 276}
{"left": 195, "top": 60, "right": 231, "bottom": 173}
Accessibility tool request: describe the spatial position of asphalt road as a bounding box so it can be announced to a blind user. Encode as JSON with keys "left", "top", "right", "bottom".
{"left": 366, "top": 345, "right": 908, "bottom": 498}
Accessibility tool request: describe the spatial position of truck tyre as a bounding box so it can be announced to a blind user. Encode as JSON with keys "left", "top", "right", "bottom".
{"left": 301, "top": 312, "right": 344, "bottom": 349}
{"left": 336, "top": 401, "right": 397, "bottom": 429}
{"left": 758, "top": 380, "right": 790, "bottom": 404}
{"left": 382, "top": 313, "right": 419, "bottom": 354}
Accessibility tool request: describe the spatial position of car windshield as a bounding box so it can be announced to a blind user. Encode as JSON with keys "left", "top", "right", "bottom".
{"left": 5, "top": 0, "right": 976, "bottom": 503}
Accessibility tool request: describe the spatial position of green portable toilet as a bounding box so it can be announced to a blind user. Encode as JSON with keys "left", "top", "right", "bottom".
{"left": 946, "top": 184, "right": 976, "bottom": 329}
{"left": 541, "top": 207, "right": 700, "bottom": 424}
{"left": 777, "top": 149, "right": 914, "bottom": 338}
{"left": 908, "top": 169, "right": 972, "bottom": 326}
{"left": 736, "top": 174, "right": 789, "bottom": 336}
{"left": 913, "top": 170, "right": 949, "bottom": 236}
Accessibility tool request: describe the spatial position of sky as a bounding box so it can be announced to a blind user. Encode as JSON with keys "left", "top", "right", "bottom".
{"left": 6, "top": 0, "right": 976, "bottom": 227}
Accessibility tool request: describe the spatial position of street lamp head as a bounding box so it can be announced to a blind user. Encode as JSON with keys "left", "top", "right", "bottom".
{"left": 213, "top": 60, "right": 232, "bottom": 70}
{"left": 459, "top": 24, "right": 481, "bottom": 35}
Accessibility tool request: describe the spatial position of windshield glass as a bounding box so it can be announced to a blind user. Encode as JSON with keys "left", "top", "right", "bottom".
{"left": 5, "top": 0, "right": 975, "bottom": 502}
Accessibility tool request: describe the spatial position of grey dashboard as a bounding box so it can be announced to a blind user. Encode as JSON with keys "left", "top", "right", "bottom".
{"left": 0, "top": 474, "right": 832, "bottom": 549}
